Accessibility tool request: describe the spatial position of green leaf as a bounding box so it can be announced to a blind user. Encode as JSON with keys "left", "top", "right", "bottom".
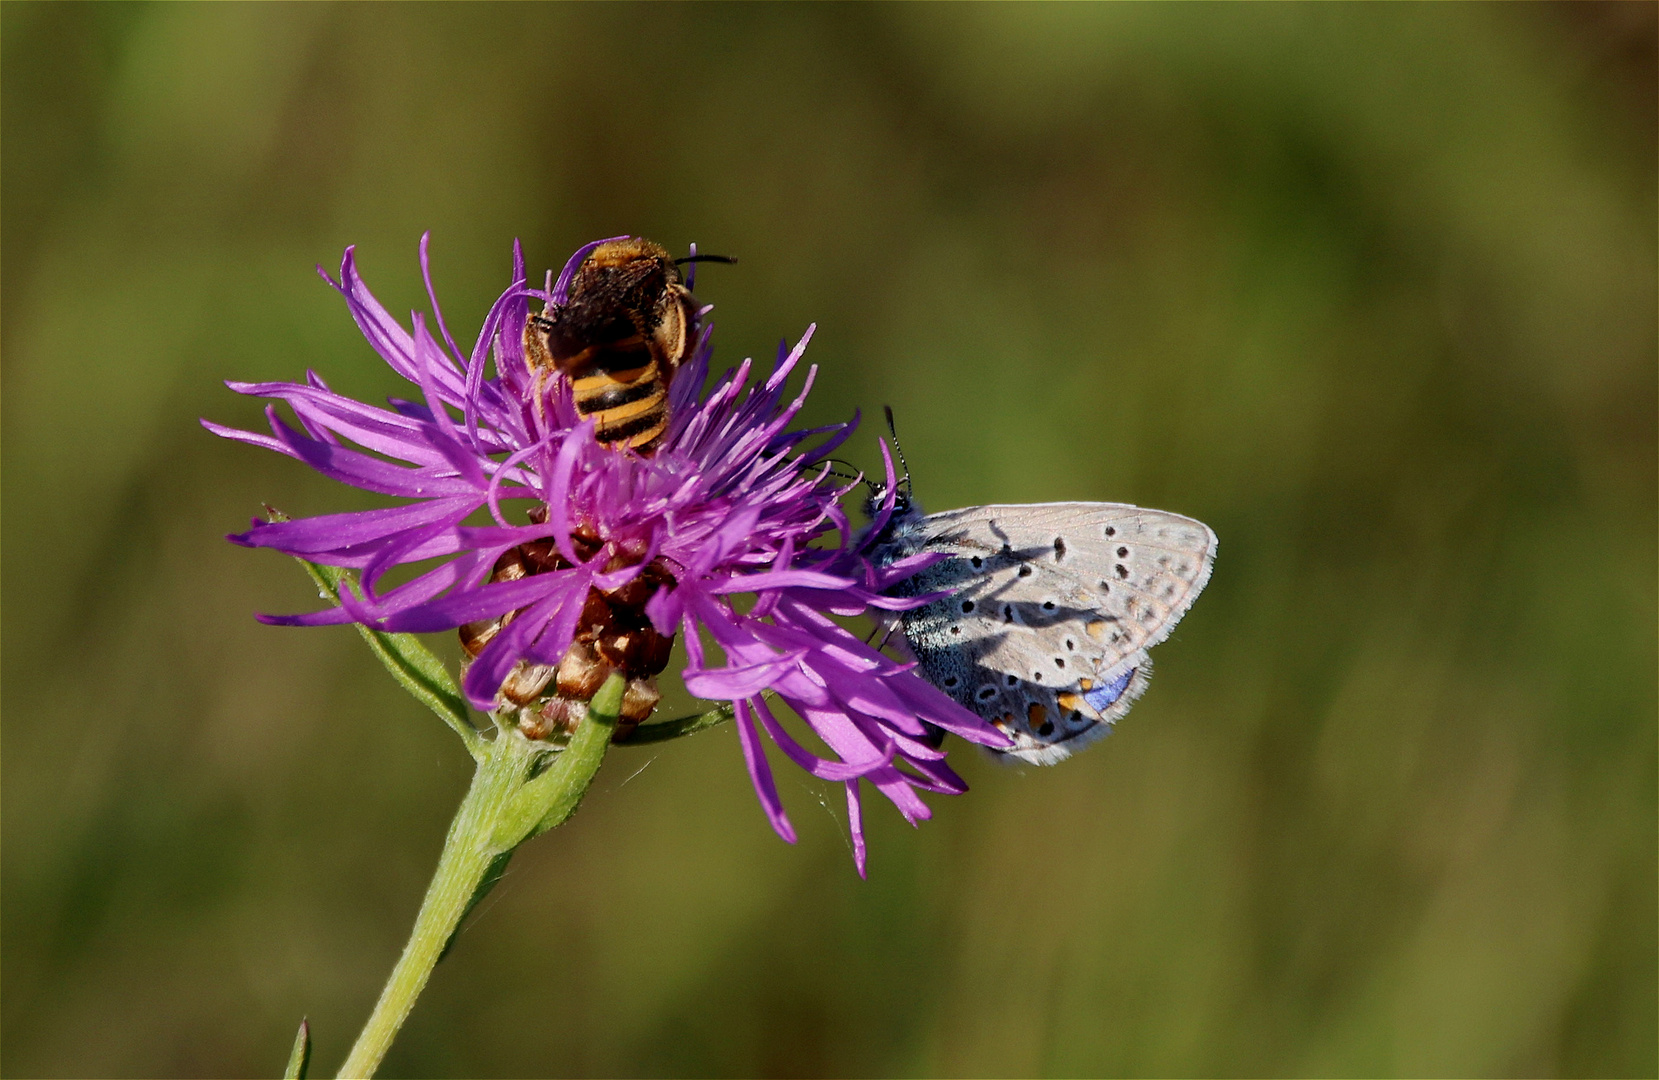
{"left": 436, "top": 849, "right": 513, "bottom": 964}
{"left": 283, "top": 1017, "right": 311, "bottom": 1080}
{"left": 272, "top": 522, "right": 484, "bottom": 761}
{"left": 489, "top": 673, "right": 622, "bottom": 850}
{"left": 617, "top": 702, "right": 735, "bottom": 745}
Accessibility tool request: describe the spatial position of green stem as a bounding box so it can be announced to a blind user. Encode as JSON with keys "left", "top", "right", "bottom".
{"left": 333, "top": 739, "right": 528, "bottom": 1079}
{"left": 335, "top": 676, "right": 622, "bottom": 1079}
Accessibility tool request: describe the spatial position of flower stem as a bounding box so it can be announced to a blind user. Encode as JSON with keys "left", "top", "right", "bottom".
{"left": 336, "top": 677, "right": 623, "bottom": 1079}
{"left": 334, "top": 741, "right": 527, "bottom": 1078}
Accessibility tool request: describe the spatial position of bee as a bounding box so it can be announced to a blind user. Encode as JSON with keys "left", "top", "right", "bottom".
{"left": 524, "top": 238, "right": 732, "bottom": 453}
{"left": 466, "top": 239, "right": 729, "bottom": 740}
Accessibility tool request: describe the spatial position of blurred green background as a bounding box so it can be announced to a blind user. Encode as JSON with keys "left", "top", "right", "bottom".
{"left": 3, "top": 3, "right": 1654, "bottom": 1077}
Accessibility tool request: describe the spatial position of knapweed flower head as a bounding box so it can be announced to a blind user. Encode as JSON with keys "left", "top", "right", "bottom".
{"left": 206, "top": 235, "right": 1009, "bottom": 873}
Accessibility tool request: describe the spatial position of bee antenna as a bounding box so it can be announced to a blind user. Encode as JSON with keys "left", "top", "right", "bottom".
{"left": 883, "top": 405, "right": 912, "bottom": 497}
{"left": 678, "top": 245, "right": 735, "bottom": 290}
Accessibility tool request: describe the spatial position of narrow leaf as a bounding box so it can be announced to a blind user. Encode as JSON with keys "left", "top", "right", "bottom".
{"left": 489, "top": 674, "right": 623, "bottom": 851}
{"left": 284, "top": 1017, "right": 311, "bottom": 1080}
{"left": 271, "top": 515, "right": 484, "bottom": 760}
{"left": 617, "top": 703, "right": 735, "bottom": 745}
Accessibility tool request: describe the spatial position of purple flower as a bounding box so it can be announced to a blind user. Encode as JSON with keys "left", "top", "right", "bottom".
{"left": 206, "top": 236, "right": 1009, "bottom": 874}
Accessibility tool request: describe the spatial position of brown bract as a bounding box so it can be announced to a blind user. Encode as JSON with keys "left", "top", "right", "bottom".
{"left": 460, "top": 510, "right": 677, "bottom": 742}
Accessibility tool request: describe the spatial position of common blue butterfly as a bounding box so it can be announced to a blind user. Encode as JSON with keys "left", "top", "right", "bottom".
{"left": 862, "top": 433, "right": 1216, "bottom": 765}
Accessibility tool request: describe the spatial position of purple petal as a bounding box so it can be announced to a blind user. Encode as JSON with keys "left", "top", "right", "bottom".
{"left": 230, "top": 497, "right": 478, "bottom": 554}
{"left": 375, "top": 568, "right": 581, "bottom": 632}
{"left": 751, "top": 695, "right": 895, "bottom": 781}
{"left": 460, "top": 573, "right": 589, "bottom": 708}
{"left": 544, "top": 423, "right": 592, "bottom": 567}
{"left": 683, "top": 649, "right": 809, "bottom": 699}
{"left": 846, "top": 779, "right": 867, "bottom": 878}
{"left": 705, "top": 569, "right": 855, "bottom": 595}
{"left": 736, "top": 700, "right": 796, "bottom": 844}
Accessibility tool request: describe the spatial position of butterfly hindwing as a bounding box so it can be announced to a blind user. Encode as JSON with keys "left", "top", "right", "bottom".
{"left": 890, "top": 502, "right": 1215, "bottom": 765}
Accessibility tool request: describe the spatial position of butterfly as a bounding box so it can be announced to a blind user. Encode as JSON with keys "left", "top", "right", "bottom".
{"left": 862, "top": 451, "right": 1216, "bottom": 765}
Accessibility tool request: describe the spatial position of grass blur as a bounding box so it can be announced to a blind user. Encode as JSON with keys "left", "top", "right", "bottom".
{"left": 2, "top": 4, "right": 1653, "bottom": 1077}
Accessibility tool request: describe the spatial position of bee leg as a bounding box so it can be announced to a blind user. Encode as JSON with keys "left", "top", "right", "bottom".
{"left": 529, "top": 367, "right": 548, "bottom": 429}
{"left": 523, "top": 306, "right": 557, "bottom": 428}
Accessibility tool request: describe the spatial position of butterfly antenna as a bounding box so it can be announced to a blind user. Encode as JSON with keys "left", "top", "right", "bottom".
{"left": 883, "top": 405, "right": 912, "bottom": 498}
{"left": 817, "top": 457, "right": 864, "bottom": 484}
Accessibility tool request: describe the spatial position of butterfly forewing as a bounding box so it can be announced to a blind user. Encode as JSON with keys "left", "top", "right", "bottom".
{"left": 892, "top": 502, "right": 1215, "bottom": 765}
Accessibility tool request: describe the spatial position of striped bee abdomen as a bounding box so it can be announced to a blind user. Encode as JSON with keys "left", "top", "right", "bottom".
{"left": 570, "top": 356, "right": 669, "bottom": 448}
{"left": 524, "top": 238, "right": 700, "bottom": 454}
